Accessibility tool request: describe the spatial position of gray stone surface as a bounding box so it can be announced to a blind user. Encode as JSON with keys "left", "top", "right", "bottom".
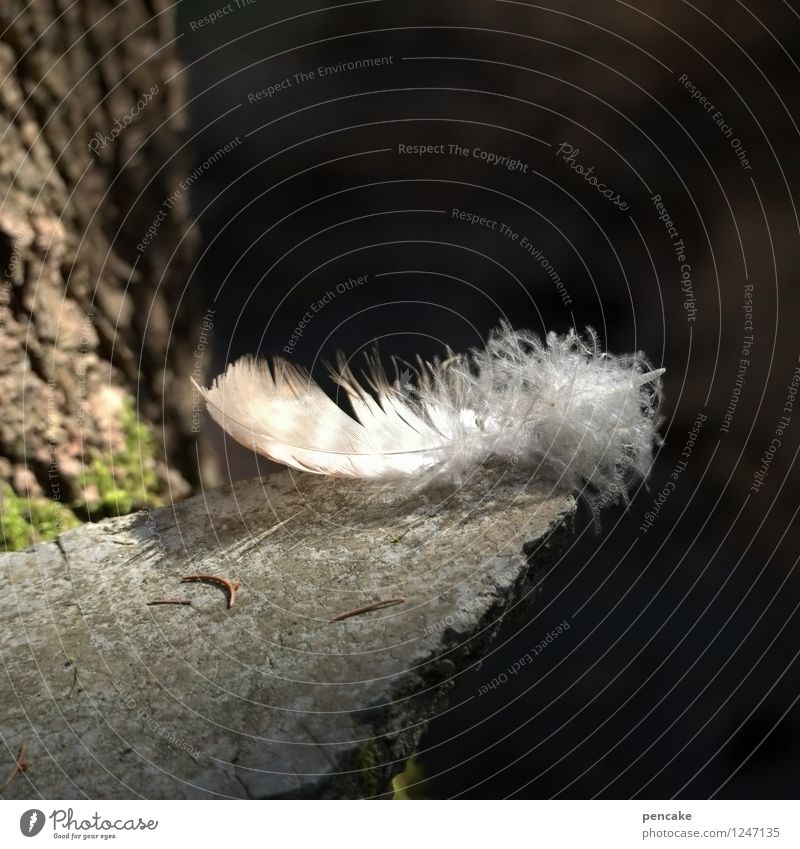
{"left": 0, "top": 468, "right": 575, "bottom": 799}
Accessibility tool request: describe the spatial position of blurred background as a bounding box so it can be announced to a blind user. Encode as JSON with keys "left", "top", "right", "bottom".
{"left": 167, "top": 0, "right": 800, "bottom": 798}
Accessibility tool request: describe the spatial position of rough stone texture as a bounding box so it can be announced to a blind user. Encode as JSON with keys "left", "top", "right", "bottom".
{"left": 0, "top": 468, "right": 575, "bottom": 799}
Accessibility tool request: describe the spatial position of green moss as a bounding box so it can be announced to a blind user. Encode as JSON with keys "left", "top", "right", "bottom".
{"left": 75, "top": 396, "right": 162, "bottom": 520}
{"left": 352, "top": 746, "right": 430, "bottom": 799}
{"left": 391, "top": 757, "right": 429, "bottom": 800}
{"left": 354, "top": 740, "right": 381, "bottom": 798}
{"left": 0, "top": 398, "right": 164, "bottom": 551}
{"left": 0, "top": 484, "right": 81, "bottom": 552}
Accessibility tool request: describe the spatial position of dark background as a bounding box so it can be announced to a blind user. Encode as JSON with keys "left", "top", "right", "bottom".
{"left": 172, "top": 0, "right": 800, "bottom": 798}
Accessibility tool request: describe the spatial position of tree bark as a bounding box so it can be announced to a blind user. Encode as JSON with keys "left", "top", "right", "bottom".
{"left": 0, "top": 0, "right": 200, "bottom": 549}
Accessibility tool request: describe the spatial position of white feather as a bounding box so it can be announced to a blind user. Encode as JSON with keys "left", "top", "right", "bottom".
{"left": 193, "top": 324, "right": 665, "bottom": 501}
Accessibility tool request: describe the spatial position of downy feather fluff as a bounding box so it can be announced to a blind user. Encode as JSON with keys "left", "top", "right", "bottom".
{"left": 193, "top": 325, "right": 664, "bottom": 501}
